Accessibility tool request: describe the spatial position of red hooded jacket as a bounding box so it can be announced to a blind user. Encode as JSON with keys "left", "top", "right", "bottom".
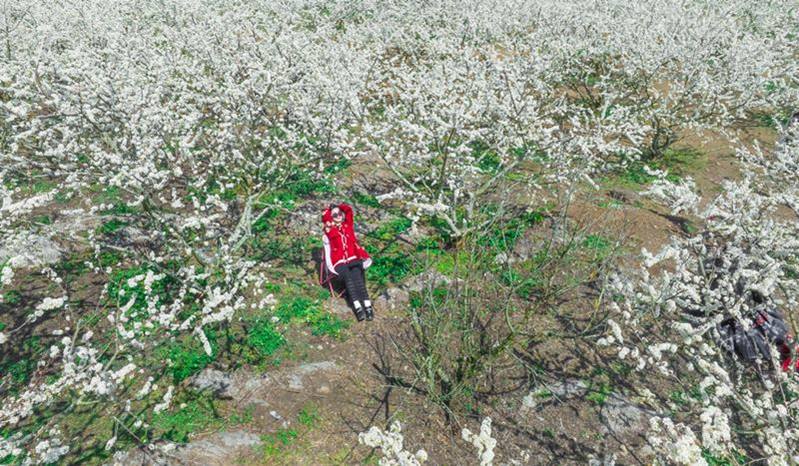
{"left": 322, "top": 203, "right": 372, "bottom": 275}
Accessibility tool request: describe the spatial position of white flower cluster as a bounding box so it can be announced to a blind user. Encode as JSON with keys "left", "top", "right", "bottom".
{"left": 461, "top": 417, "right": 497, "bottom": 466}
{"left": 153, "top": 386, "right": 175, "bottom": 414}
{"left": 359, "top": 417, "right": 499, "bottom": 465}
{"left": 358, "top": 421, "right": 428, "bottom": 466}
{"left": 27, "top": 429, "right": 70, "bottom": 465}
{"left": 1, "top": 263, "right": 14, "bottom": 286}
{"left": 642, "top": 172, "right": 700, "bottom": 215}
{"left": 649, "top": 417, "right": 706, "bottom": 465}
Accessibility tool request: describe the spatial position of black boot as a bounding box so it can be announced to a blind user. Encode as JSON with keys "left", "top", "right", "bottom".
{"left": 364, "top": 306, "right": 374, "bottom": 321}
{"left": 355, "top": 307, "right": 366, "bottom": 322}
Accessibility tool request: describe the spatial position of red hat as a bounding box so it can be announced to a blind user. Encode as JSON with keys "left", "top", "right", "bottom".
{"left": 322, "top": 207, "right": 333, "bottom": 223}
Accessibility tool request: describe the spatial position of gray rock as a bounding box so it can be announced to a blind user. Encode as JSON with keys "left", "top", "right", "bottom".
{"left": 287, "top": 361, "right": 337, "bottom": 390}
{"left": 599, "top": 393, "right": 654, "bottom": 437}
{"left": 175, "top": 430, "right": 261, "bottom": 465}
{"left": 326, "top": 298, "right": 352, "bottom": 316}
{"left": 119, "top": 226, "right": 159, "bottom": 245}
{"left": 224, "top": 372, "right": 272, "bottom": 402}
{"left": 110, "top": 428, "right": 261, "bottom": 466}
{"left": 404, "top": 270, "right": 452, "bottom": 293}
{"left": 50, "top": 211, "right": 102, "bottom": 237}
{"left": 543, "top": 379, "right": 589, "bottom": 399}
{"left": 188, "top": 368, "right": 232, "bottom": 397}
{"left": 317, "top": 384, "right": 331, "bottom": 395}
{"left": 0, "top": 234, "right": 61, "bottom": 267}
{"left": 375, "top": 287, "right": 409, "bottom": 311}
{"left": 107, "top": 443, "right": 176, "bottom": 466}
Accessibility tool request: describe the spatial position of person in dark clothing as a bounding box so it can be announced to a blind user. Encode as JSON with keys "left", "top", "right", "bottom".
{"left": 321, "top": 202, "right": 374, "bottom": 321}
{"left": 716, "top": 290, "right": 799, "bottom": 372}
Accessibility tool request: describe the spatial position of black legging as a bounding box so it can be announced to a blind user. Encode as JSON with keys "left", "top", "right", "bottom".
{"left": 335, "top": 260, "right": 370, "bottom": 305}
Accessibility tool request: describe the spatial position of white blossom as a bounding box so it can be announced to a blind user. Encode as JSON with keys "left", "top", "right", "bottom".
{"left": 462, "top": 417, "right": 497, "bottom": 466}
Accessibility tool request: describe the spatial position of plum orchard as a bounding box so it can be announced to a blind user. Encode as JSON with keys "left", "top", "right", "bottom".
{"left": 0, "top": 0, "right": 796, "bottom": 463}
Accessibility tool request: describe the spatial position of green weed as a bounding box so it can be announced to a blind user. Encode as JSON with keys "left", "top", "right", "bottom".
{"left": 366, "top": 243, "right": 419, "bottom": 287}
{"left": 582, "top": 234, "right": 611, "bottom": 252}
{"left": 309, "top": 313, "right": 349, "bottom": 339}
{"left": 247, "top": 318, "right": 286, "bottom": 357}
{"left": 368, "top": 216, "right": 413, "bottom": 242}
{"left": 273, "top": 296, "right": 349, "bottom": 339}
{"left": 56, "top": 254, "right": 91, "bottom": 276}
{"left": 260, "top": 427, "right": 299, "bottom": 459}
{"left": 586, "top": 382, "right": 611, "bottom": 406}
{"left": 97, "top": 219, "right": 128, "bottom": 235}
{"left": 275, "top": 296, "right": 318, "bottom": 322}
{"left": 33, "top": 215, "right": 51, "bottom": 225}
{"left": 3, "top": 290, "right": 21, "bottom": 305}
{"left": 701, "top": 449, "right": 747, "bottom": 466}
{"left": 297, "top": 404, "right": 320, "bottom": 427}
{"left": 160, "top": 331, "right": 218, "bottom": 383}
{"left": 152, "top": 393, "right": 223, "bottom": 443}
{"left": 352, "top": 191, "right": 381, "bottom": 208}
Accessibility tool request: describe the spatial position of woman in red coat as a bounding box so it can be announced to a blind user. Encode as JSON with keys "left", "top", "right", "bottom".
{"left": 322, "top": 202, "right": 374, "bottom": 321}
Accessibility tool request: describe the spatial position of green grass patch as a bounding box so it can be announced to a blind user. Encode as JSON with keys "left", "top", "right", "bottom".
{"left": 357, "top": 215, "right": 420, "bottom": 286}
{"left": 275, "top": 296, "right": 319, "bottom": 322}
{"left": 367, "top": 216, "right": 413, "bottom": 242}
{"left": 152, "top": 392, "right": 224, "bottom": 443}
{"left": 297, "top": 404, "right": 320, "bottom": 427}
{"left": 260, "top": 427, "right": 299, "bottom": 459}
{"left": 161, "top": 333, "right": 218, "bottom": 383}
{"left": 33, "top": 215, "right": 52, "bottom": 225}
{"left": 98, "top": 250, "right": 124, "bottom": 268}
{"left": 367, "top": 245, "right": 417, "bottom": 286}
{"left": 432, "top": 250, "right": 471, "bottom": 276}
{"left": 603, "top": 147, "right": 706, "bottom": 189}
{"left": 352, "top": 191, "right": 381, "bottom": 208}
{"left": 586, "top": 382, "right": 612, "bottom": 406}
{"left": 670, "top": 384, "right": 703, "bottom": 407}
{"left": 597, "top": 198, "right": 624, "bottom": 209}
{"left": 582, "top": 234, "right": 611, "bottom": 252}
{"left": 3, "top": 290, "right": 22, "bottom": 305}
{"left": 97, "top": 219, "right": 128, "bottom": 235}
{"left": 258, "top": 406, "right": 322, "bottom": 462}
{"left": 95, "top": 186, "right": 139, "bottom": 216}
{"left": 468, "top": 140, "right": 502, "bottom": 173}
{"left": 475, "top": 207, "right": 547, "bottom": 254}
{"left": 273, "top": 296, "right": 350, "bottom": 340}
{"left": 323, "top": 157, "right": 352, "bottom": 175}
{"left": 308, "top": 313, "right": 349, "bottom": 339}
{"left": 246, "top": 318, "right": 286, "bottom": 357}
{"left": 415, "top": 236, "right": 445, "bottom": 255}
{"left": 55, "top": 254, "right": 91, "bottom": 277}
{"left": 0, "top": 336, "right": 42, "bottom": 395}
{"left": 31, "top": 180, "right": 56, "bottom": 194}
{"left": 701, "top": 449, "right": 747, "bottom": 466}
